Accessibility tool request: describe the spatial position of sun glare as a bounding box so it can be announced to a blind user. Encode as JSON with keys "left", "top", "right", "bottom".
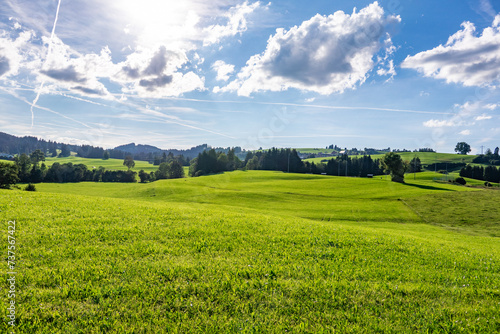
{"left": 116, "top": 0, "right": 198, "bottom": 46}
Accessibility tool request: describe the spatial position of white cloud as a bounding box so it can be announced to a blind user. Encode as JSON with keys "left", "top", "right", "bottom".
{"left": 422, "top": 100, "right": 497, "bottom": 129}
{"left": 423, "top": 119, "right": 460, "bottom": 128}
{"left": 402, "top": 14, "right": 500, "bottom": 87}
{"left": 203, "top": 1, "right": 261, "bottom": 46}
{"left": 219, "top": 2, "right": 401, "bottom": 96}
{"left": 212, "top": 60, "right": 235, "bottom": 81}
{"left": 485, "top": 103, "right": 499, "bottom": 110}
{"left": 475, "top": 114, "right": 492, "bottom": 120}
{"left": 0, "top": 30, "right": 36, "bottom": 78}
{"left": 0, "top": 0, "right": 261, "bottom": 99}
{"left": 115, "top": 46, "right": 206, "bottom": 97}
{"left": 459, "top": 129, "right": 471, "bottom": 135}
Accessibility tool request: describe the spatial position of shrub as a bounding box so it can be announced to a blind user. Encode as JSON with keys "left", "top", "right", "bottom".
{"left": 25, "top": 183, "right": 36, "bottom": 191}
{"left": 455, "top": 177, "right": 466, "bottom": 185}
{"left": 484, "top": 182, "right": 492, "bottom": 187}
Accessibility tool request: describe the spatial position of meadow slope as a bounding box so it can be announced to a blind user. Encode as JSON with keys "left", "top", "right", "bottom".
{"left": 1, "top": 171, "right": 499, "bottom": 333}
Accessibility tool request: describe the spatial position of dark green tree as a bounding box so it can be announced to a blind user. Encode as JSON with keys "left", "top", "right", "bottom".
{"left": 455, "top": 142, "right": 471, "bottom": 155}
{"left": 381, "top": 152, "right": 408, "bottom": 183}
{"left": 123, "top": 155, "right": 135, "bottom": 171}
{"left": 156, "top": 162, "right": 169, "bottom": 179}
{"left": 138, "top": 169, "right": 149, "bottom": 183}
{"left": 168, "top": 161, "right": 185, "bottom": 179}
{"left": 14, "top": 153, "right": 32, "bottom": 182}
{"left": 409, "top": 156, "right": 422, "bottom": 173}
{"left": 59, "top": 144, "right": 71, "bottom": 157}
{"left": 0, "top": 162, "right": 19, "bottom": 189}
{"left": 494, "top": 147, "right": 499, "bottom": 157}
{"left": 103, "top": 151, "right": 110, "bottom": 160}
{"left": 30, "top": 149, "right": 45, "bottom": 164}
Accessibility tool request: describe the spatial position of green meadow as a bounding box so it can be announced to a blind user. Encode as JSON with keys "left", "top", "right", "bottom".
{"left": 1, "top": 171, "right": 499, "bottom": 332}
{"left": 304, "top": 152, "right": 476, "bottom": 166}
{"left": 44, "top": 156, "right": 159, "bottom": 173}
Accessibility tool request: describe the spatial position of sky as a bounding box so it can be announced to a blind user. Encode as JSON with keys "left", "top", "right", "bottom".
{"left": 0, "top": 0, "right": 499, "bottom": 154}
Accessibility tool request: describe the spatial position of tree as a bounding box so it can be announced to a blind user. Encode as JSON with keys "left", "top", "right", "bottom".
{"left": 156, "top": 162, "right": 169, "bottom": 179}
{"left": 381, "top": 152, "right": 407, "bottom": 183}
{"left": 59, "top": 144, "right": 71, "bottom": 157}
{"left": 494, "top": 147, "right": 499, "bottom": 157}
{"left": 409, "top": 156, "right": 422, "bottom": 173}
{"left": 0, "top": 162, "right": 19, "bottom": 189}
{"left": 103, "top": 151, "right": 110, "bottom": 160}
{"left": 168, "top": 161, "right": 185, "bottom": 179}
{"left": 30, "top": 149, "right": 45, "bottom": 164}
{"left": 455, "top": 142, "right": 471, "bottom": 155}
{"left": 123, "top": 155, "right": 135, "bottom": 171}
{"left": 138, "top": 170, "right": 149, "bottom": 183}
{"left": 14, "top": 153, "right": 32, "bottom": 182}
{"left": 50, "top": 145, "right": 58, "bottom": 157}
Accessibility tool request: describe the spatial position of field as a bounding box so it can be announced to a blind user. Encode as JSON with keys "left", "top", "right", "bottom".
{"left": 1, "top": 171, "right": 499, "bottom": 332}
{"left": 304, "top": 151, "right": 476, "bottom": 166}
{"left": 44, "top": 156, "right": 159, "bottom": 173}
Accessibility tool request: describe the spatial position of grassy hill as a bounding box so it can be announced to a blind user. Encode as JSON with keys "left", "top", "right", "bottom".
{"left": 304, "top": 152, "right": 476, "bottom": 166}
{"left": 1, "top": 171, "right": 499, "bottom": 332}
{"left": 44, "top": 156, "right": 159, "bottom": 173}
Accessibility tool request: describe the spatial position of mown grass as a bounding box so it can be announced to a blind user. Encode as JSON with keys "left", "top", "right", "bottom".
{"left": 1, "top": 171, "right": 499, "bottom": 332}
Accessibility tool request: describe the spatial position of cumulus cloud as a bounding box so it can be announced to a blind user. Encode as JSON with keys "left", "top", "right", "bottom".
{"left": 212, "top": 60, "right": 235, "bottom": 81}
{"left": 203, "top": 1, "right": 261, "bottom": 46}
{"left": 1, "top": 1, "right": 261, "bottom": 100}
{"left": 219, "top": 2, "right": 400, "bottom": 96}
{"left": 0, "top": 56, "right": 10, "bottom": 76}
{"left": 459, "top": 129, "right": 471, "bottom": 136}
{"left": 422, "top": 101, "right": 496, "bottom": 129}
{"left": 423, "top": 119, "right": 461, "bottom": 128}
{"left": 115, "top": 45, "right": 205, "bottom": 97}
{"left": 41, "top": 65, "right": 86, "bottom": 83}
{"left": 0, "top": 30, "right": 36, "bottom": 78}
{"left": 139, "top": 75, "right": 173, "bottom": 90}
{"left": 402, "top": 15, "right": 500, "bottom": 87}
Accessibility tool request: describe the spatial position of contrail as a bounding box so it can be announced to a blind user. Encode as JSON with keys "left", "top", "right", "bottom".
{"left": 115, "top": 93, "right": 455, "bottom": 116}
{"left": 30, "top": 0, "right": 62, "bottom": 127}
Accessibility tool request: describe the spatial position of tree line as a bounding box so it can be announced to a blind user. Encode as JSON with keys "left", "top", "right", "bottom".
{"left": 188, "top": 148, "right": 386, "bottom": 178}
{"left": 460, "top": 164, "right": 500, "bottom": 183}
{"left": 0, "top": 150, "right": 186, "bottom": 188}
{"left": 472, "top": 147, "right": 500, "bottom": 165}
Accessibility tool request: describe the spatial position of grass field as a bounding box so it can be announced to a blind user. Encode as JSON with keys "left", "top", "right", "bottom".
{"left": 1, "top": 171, "right": 499, "bottom": 332}
{"left": 44, "top": 156, "right": 159, "bottom": 173}
{"left": 304, "top": 152, "right": 476, "bottom": 166}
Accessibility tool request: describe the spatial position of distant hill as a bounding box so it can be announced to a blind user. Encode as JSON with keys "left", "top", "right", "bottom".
{"left": 113, "top": 142, "right": 212, "bottom": 159}
{"left": 114, "top": 143, "right": 162, "bottom": 155}
{"left": 0, "top": 131, "right": 217, "bottom": 160}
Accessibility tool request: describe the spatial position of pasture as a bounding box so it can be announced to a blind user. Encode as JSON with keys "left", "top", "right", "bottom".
{"left": 1, "top": 171, "right": 499, "bottom": 333}
{"left": 303, "top": 151, "right": 476, "bottom": 166}
{"left": 44, "top": 156, "right": 159, "bottom": 173}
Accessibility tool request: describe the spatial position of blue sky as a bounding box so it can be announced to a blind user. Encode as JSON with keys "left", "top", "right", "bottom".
{"left": 0, "top": 0, "right": 499, "bottom": 153}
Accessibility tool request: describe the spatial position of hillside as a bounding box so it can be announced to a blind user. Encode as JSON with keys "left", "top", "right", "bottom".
{"left": 1, "top": 171, "right": 499, "bottom": 332}
{"left": 304, "top": 151, "right": 476, "bottom": 166}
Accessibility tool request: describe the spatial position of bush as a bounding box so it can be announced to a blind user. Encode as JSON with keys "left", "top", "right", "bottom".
{"left": 484, "top": 182, "right": 492, "bottom": 187}
{"left": 455, "top": 177, "right": 466, "bottom": 185}
{"left": 25, "top": 183, "right": 36, "bottom": 191}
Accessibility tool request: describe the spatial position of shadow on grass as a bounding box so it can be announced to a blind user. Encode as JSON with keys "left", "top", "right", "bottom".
{"left": 402, "top": 182, "right": 455, "bottom": 192}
